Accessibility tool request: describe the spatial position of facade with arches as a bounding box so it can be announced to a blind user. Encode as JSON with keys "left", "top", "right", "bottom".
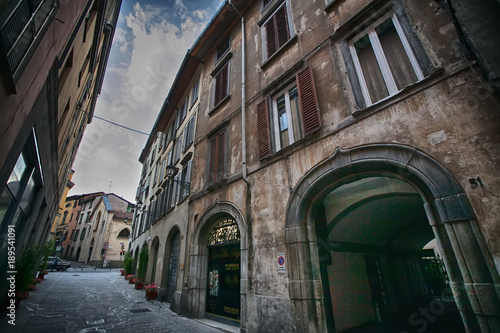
{"left": 131, "top": 0, "right": 500, "bottom": 332}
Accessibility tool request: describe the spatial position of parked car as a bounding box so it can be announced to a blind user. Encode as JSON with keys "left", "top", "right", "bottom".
{"left": 47, "top": 256, "right": 71, "bottom": 271}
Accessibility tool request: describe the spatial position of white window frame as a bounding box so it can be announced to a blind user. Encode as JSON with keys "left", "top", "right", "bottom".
{"left": 271, "top": 82, "right": 299, "bottom": 151}
{"left": 349, "top": 13, "right": 424, "bottom": 107}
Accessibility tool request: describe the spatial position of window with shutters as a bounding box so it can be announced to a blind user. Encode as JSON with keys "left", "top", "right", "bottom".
{"left": 262, "top": 2, "right": 293, "bottom": 60}
{"left": 183, "top": 116, "right": 196, "bottom": 152}
{"left": 208, "top": 131, "right": 226, "bottom": 184}
{"left": 257, "top": 66, "right": 321, "bottom": 158}
{"left": 213, "top": 63, "right": 229, "bottom": 107}
{"left": 216, "top": 39, "right": 230, "bottom": 62}
{"left": 174, "top": 134, "right": 182, "bottom": 163}
{"left": 347, "top": 13, "right": 424, "bottom": 107}
{"left": 191, "top": 78, "right": 200, "bottom": 107}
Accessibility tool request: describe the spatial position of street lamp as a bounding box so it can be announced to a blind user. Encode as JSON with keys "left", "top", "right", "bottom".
{"left": 165, "top": 163, "right": 190, "bottom": 190}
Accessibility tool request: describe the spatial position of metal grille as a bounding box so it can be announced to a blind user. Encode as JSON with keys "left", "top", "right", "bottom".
{"left": 207, "top": 218, "right": 240, "bottom": 246}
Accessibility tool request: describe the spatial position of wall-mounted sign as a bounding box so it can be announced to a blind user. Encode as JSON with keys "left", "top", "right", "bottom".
{"left": 278, "top": 253, "right": 286, "bottom": 274}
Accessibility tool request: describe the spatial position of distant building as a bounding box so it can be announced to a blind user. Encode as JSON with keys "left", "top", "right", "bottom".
{"left": 50, "top": 169, "right": 75, "bottom": 255}
{"left": 0, "top": 0, "right": 122, "bottom": 301}
{"left": 130, "top": 0, "right": 500, "bottom": 332}
{"left": 60, "top": 192, "right": 134, "bottom": 267}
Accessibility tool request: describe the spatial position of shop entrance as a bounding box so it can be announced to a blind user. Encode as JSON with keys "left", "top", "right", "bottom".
{"left": 206, "top": 218, "right": 240, "bottom": 322}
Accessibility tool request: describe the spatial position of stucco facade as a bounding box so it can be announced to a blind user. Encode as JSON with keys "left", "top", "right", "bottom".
{"left": 131, "top": 0, "right": 500, "bottom": 332}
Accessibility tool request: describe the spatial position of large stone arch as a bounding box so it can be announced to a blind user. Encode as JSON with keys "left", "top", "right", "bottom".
{"left": 285, "top": 143, "right": 500, "bottom": 333}
{"left": 185, "top": 201, "right": 248, "bottom": 332}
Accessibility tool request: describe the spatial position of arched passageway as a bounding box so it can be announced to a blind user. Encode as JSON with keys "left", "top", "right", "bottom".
{"left": 286, "top": 144, "right": 500, "bottom": 333}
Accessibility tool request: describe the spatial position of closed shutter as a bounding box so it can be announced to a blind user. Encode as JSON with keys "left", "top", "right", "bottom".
{"left": 214, "top": 64, "right": 229, "bottom": 106}
{"left": 265, "top": 19, "right": 277, "bottom": 57}
{"left": 216, "top": 131, "right": 225, "bottom": 181}
{"left": 296, "top": 65, "right": 321, "bottom": 135}
{"left": 257, "top": 99, "right": 272, "bottom": 159}
{"left": 275, "top": 5, "right": 289, "bottom": 49}
{"left": 208, "top": 131, "right": 225, "bottom": 184}
{"left": 209, "top": 136, "right": 217, "bottom": 183}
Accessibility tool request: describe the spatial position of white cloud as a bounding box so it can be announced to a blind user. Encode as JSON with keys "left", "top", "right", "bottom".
{"left": 70, "top": 1, "right": 215, "bottom": 202}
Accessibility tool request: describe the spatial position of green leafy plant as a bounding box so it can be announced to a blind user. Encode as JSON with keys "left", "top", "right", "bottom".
{"left": 136, "top": 246, "right": 148, "bottom": 283}
{"left": 17, "top": 244, "right": 40, "bottom": 292}
{"left": 38, "top": 239, "right": 55, "bottom": 272}
{"left": 123, "top": 251, "right": 133, "bottom": 275}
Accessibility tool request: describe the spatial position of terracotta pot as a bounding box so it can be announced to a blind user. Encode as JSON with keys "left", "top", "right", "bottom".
{"left": 38, "top": 272, "right": 48, "bottom": 280}
{"left": 120, "top": 270, "right": 125, "bottom": 276}
{"left": 135, "top": 282, "right": 143, "bottom": 290}
{"left": 145, "top": 290, "right": 157, "bottom": 300}
{"left": 129, "top": 278, "right": 135, "bottom": 284}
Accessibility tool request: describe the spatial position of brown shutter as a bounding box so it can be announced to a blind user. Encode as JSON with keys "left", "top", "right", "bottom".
{"left": 296, "top": 65, "right": 321, "bottom": 135}
{"left": 257, "top": 99, "right": 272, "bottom": 159}
{"left": 276, "top": 5, "right": 289, "bottom": 49}
{"left": 209, "top": 136, "right": 217, "bottom": 183}
{"left": 265, "top": 19, "right": 277, "bottom": 57}
{"left": 217, "top": 131, "right": 225, "bottom": 181}
{"left": 221, "top": 64, "right": 228, "bottom": 101}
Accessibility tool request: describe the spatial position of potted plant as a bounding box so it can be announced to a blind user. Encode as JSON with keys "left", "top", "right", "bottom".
{"left": 16, "top": 244, "right": 40, "bottom": 297}
{"left": 120, "top": 268, "right": 125, "bottom": 276}
{"left": 123, "top": 251, "right": 132, "bottom": 277}
{"left": 135, "top": 246, "right": 148, "bottom": 290}
{"left": 127, "top": 274, "right": 135, "bottom": 284}
{"left": 38, "top": 239, "right": 54, "bottom": 280}
{"left": 145, "top": 283, "right": 157, "bottom": 300}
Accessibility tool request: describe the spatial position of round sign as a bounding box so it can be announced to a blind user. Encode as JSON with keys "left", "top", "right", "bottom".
{"left": 105, "top": 242, "right": 109, "bottom": 246}
{"left": 102, "top": 253, "right": 106, "bottom": 258}
{"left": 278, "top": 256, "right": 285, "bottom": 266}
{"left": 104, "top": 245, "right": 108, "bottom": 250}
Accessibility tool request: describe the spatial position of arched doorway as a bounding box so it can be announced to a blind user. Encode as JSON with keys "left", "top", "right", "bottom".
{"left": 187, "top": 202, "right": 248, "bottom": 330}
{"left": 150, "top": 237, "right": 160, "bottom": 283}
{"left": 165, "top": 230, "right": 180, "bottom": 303}
{"left": 285, "top": 144, "right": 500, "bottom": 333}
{"left": 205, "top": 218, "right": 241, "bottom": 322}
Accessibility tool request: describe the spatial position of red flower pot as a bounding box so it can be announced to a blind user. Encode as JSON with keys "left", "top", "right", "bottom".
{"left": 145, "top": 290, "right": 157, "bottom": 300}
{"left": 120, "top": 270, "right": 125, "bottom": 276}
{"left": 135, "top": 282, "right": 143, "bottom": 290}
{"left": 38, "top": 272, "right": 48, "bottom": 280}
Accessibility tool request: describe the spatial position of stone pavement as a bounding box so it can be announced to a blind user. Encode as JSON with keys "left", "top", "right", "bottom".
{"left": 0, "top": 270, "right": 238, "bottom": 333}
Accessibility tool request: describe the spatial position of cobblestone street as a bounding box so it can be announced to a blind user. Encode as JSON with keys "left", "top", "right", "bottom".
{"left": 1, "top": 269, "right": 236, "bottom": 333}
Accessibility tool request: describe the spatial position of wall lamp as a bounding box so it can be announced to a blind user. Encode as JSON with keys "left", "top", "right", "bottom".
{"left": 166, "top": 163, "right": 190, "bottom": 190}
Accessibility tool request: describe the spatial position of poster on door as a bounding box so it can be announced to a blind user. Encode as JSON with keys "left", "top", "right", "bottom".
{"left": 206, "top": 243, "right": 240, "bottom": 320}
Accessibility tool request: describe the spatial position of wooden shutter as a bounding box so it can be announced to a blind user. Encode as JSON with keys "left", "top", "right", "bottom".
{"left": 214, "top": 64, "right": 229, "bottom": 106}
{"left": 257, "top": 99, "right": 272, "bottom": 159}
{"left": 209, "top": 136, "right": 217, "bottom": 183}
{"left": 275, "top": 5, "right": 289, "bottom": 49}
{"left": 296, "top": 65, "right": 321, "bottom": 135}
{"left": 265, "top": 19, "right": 277, "bottom": 57}
{"left": 216, "top": 131, "right": 225, "bottom": 181}
{"left": 208, "top": 131, "right": 225, "bottom": 183}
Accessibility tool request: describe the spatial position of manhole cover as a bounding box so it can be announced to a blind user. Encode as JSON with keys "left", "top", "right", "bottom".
{"left": 130, "top": 309, "right": 151, "bottom": 313}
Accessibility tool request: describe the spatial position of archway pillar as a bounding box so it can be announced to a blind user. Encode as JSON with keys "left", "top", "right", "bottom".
{"left": 287, "top": 225, "right": 328, "bottom": 333}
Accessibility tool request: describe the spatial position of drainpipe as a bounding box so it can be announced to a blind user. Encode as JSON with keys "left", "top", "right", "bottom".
{"left": 228, "top": 1, "right": 249, "bottom": 186}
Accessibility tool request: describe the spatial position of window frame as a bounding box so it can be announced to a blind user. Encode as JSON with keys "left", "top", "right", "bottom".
{"left": 257, "top": 65, "right": 321, "bottom": 159}
{"left": 345, "top": 11, "right": 427, "bottom": 108}
{"left": 261, "top": 1, "right": 294, "bottom": 61}
{"left": 213, "top": 61, "right": 230, "bottom": 108}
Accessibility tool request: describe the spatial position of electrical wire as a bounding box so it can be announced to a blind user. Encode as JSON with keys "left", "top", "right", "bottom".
{"left": 92, "top": 115, "right": 150, "bottom": 136}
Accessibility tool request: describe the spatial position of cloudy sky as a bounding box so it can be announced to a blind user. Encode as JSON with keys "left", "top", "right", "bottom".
{"left": 70, "top": 0, "right": 224, "bottom": 202}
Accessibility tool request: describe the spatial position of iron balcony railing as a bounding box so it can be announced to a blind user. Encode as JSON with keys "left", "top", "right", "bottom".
{"left": 0, "top": 0, "right": 56, "bottom": 76}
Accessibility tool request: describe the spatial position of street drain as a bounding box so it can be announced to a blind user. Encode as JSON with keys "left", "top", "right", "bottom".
{"left": 130, "top": 309, "right": 151, "bottom": 313}
{"left": 72, "top": 275, "right": 80, "bottom": 276}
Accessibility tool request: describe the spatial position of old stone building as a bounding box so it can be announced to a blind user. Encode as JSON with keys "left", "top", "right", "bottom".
{"left": 131, "top": 0, "right": 500, "bottom": 332}
{"left": 0, "top": 0, "right": 121, "bottom": 301}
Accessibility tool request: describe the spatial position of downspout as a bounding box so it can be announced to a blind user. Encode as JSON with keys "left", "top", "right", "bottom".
{"left": 229, "top": 1, "right": 253, "bottom": 323}
{"left": 229, "top": 0, "right": 249, "bottom": 185}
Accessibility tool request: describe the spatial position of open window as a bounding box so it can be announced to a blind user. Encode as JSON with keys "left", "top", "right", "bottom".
{"left": 257, "top": 66, "right": 321, "bottom": 158}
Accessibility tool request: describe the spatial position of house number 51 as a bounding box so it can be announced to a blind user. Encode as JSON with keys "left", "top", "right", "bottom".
{"left": 469, "top": 177, "right": 484, "bottom": 188}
